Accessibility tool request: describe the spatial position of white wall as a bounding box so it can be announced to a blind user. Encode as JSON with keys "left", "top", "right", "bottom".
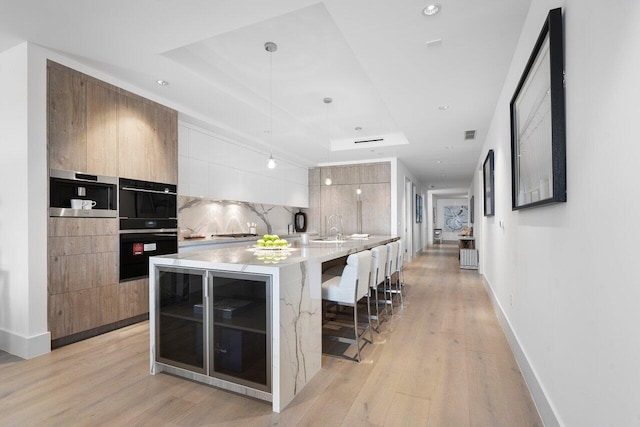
{"left": 396, "top": 159, "right": 426, "bottom": 259}
{"left": 471, "top": 1, "right": 640, "bottom": 425}
{"left": 0, "top": 42, "right": 50, "bottom": 358}
{"left": 178, "top": 122, "right": 308, "bottom": 207}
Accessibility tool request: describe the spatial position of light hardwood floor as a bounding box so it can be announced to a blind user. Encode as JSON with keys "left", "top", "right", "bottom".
{"left": 0, "top": 244, "right": 542, "bottom": 426}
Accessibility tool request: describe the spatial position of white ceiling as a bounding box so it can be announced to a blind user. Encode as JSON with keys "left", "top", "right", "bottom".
{"left": 0, "top": 0, "right": 531, "bottom": 189}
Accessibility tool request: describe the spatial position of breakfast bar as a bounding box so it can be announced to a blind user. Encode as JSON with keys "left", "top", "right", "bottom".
{"left": 148, "top": 235, "right": 398, "bottom": 412}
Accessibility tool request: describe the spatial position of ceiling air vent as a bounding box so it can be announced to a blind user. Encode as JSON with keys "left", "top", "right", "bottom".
{"left": 464, "top": 130, "right": 476, "bottom": 140}
{"left": 354, "top": 138, "right": 384, "bottom": 144}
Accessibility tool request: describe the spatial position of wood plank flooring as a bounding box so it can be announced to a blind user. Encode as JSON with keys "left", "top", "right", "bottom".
{"left": 0, "top": 244, "right": 542, "bottom": 426}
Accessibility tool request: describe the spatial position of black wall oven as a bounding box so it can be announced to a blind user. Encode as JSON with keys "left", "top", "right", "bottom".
{"left": 119, "top": 178, "right": 178, "bottom": 282}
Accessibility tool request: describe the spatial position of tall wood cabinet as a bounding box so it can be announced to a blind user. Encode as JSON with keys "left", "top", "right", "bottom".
{"left": 48, "top": 218, "right": 118, "bottom": 340}
{"left": 48, "top": 63, "right": 119, "bottom": 177}
{"left": 48, "top": 61, "right": 176, "bottom": 182}
{"left": 47, "top": 61, "right": 177, "bottom": 346}
{"left": 309, "top": 162, "right": 391, "bottom": 236}
{"left": 117, "top": 93, "right": 177, "bottom": 184}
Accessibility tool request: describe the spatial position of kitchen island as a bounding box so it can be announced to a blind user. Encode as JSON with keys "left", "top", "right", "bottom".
{"left": 149, "top": 235, "right": 398, "bottom": 412}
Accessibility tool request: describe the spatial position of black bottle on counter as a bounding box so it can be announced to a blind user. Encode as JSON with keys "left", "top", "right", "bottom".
{"left": 294, "top": 210, "right": 307, "bottom": 232}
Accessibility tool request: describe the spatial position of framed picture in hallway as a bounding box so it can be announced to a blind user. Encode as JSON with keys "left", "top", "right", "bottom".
{"left": 510, "top": 7, "right": 566, "bottom": 210}
{"left": 483, "top": 150, "right": 495, "bottom": 217}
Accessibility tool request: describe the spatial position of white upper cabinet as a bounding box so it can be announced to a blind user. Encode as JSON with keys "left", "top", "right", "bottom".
{"left": 178, "top": 123, "right": 308, "bottom": 207}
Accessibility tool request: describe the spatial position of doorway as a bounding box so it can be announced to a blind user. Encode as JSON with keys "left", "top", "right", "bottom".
{"left": 404, "top": 177, "right": 413, "bottom": 262}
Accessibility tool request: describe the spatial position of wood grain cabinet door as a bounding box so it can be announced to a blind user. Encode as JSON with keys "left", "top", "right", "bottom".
{"left": 48, "top": 65, "right": 87, "bottom": 172}
{"left": 117, "top": 94, "right": 178, "bottom": 184}
{"left": 117, "top": 94, "right": 147, "bottom": 181}
{"left": 151, "top": 105, "right": 178, "bottom": 184}
{"left": 360, "top": 183, "right": 391, "bottom": 235}
{"left": 86, "top": 81, "right": 118, "bottom": 176}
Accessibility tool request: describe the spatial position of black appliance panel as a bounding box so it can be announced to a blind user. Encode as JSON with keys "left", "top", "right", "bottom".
{"left": 120, "top": 232, "right": 178, "bottom": 281}
{"left": 120, "top": 218, "right": 178, "bottom": 231}
{"left": 119, "top": 178, "right": 177, "bottom": 220}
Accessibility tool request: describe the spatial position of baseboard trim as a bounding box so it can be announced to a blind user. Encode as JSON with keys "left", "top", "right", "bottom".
{"left": 480, "top": 276, "right": 560, "bottom": 427}
{"left": 51, "top": 313, "right": 148, "bottom": 349}
{"left": 0, "top": 329, "right": 51, "bottom": 359}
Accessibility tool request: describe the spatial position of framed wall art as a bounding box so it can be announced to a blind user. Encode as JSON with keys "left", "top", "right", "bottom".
{"left": 510, "top": 7, "right": 566, "bottom": 210}
{"left": 415, "top": 194, "right": 423, "bottom": 223}
{"left": 483, "top": 150, "right": 495, "bottom": 217}
{"left": 470, "top": 195, "right": 475, "bottom": 224}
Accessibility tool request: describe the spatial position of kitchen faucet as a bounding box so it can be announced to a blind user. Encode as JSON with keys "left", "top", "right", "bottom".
{"left": 326, "top": 215, "right": 344, "bottom": 240}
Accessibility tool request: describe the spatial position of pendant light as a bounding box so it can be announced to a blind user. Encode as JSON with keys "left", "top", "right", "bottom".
{"left": 324, "top": 97, "right": 333, "bottom": 185}
{"left": 265, "top": 41, "right": 278, "bottom": 169}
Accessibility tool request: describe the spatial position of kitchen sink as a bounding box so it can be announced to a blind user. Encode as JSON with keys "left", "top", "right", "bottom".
{"left": 310, "top": 237, "right": 347, "bottom": 243}
{"left": 211, "top": 233, "right": 257, "bottom": 239}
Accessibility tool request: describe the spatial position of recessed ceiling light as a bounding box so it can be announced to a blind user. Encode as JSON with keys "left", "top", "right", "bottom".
{"left": 436, "top": 160, "right": 442, "bottom": 164}
{"left": 444, "top": 146, "right": 453, "bottom": 150}
{"left": 429, "top": 185, "right": 436, "bottom": 189}
{"left": 423, "top": 4, "right": 441, "bottom": 16}
{"left": 156, "top": 80, "right": 169, "bottom": 86}
{"left": 438, "top": 105, "right": 449, "bottom": 111}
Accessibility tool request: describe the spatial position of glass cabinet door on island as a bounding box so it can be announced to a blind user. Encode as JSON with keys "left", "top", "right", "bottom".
{"left": 209, "top": 272, "right": 271, "bottom": 392}
{"left": 154, "top": 266, "right": 271, "bottom": 393}
{"left": 156, "top": 267, "right": 207, "bottom": 373}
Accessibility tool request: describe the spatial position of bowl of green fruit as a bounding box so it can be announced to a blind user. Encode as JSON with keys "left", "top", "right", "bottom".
{"left": 254, "top": 234, "right": 291, "bottom": 250}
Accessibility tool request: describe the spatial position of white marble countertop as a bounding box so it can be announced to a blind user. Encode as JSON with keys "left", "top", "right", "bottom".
{"left": 178, "top": 232, "right": 319, "bottom": 247}
{"left": 160, "top": 235, "right": 398, "bottom": 268}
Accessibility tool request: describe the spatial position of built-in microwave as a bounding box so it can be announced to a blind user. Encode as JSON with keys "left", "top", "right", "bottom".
{"left": 119, "top": 178, "right": 177, "bottom": 222}
{"left": 49, "top": 169, "right": 118, "bottom": 217}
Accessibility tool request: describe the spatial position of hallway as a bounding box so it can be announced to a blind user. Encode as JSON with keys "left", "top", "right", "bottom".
{"left": 0, "top": 244, "right": 542, "bottom": 426}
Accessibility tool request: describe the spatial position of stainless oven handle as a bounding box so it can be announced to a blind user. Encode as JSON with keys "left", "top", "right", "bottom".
{"left": 119, "top": 228, "right": 178, "bottom": 234}
{"left": 120, "top": 186, "right": 177, "bottom": 196}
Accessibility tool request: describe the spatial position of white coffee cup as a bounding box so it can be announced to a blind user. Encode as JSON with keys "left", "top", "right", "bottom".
{"left": 300, "top": 233, "right": 309, "bottom": 245}
{"left": 82, "top": 200, "right": 97, "bottom": 210}
{"left": 70, "top": 199, "right": 83, "bottom": 209}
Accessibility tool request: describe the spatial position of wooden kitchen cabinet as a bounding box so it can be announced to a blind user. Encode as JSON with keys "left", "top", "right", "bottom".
{"left": 47, "top": 61, "right": 178, "bottom": 346}
{"left": 311, "top": 162, "right": 391, "bottom": 236}
{"left": 48, "top": 60, "right": 177, "bottom": 183}
{"left": 117, "top": 93, "right": 178, "bottom": 184}
{"left": 118, "top": 278, "right": 149, "bottom": 320}
{"left": 47, "top": 218, "right": 119, "bottom": 342}
{"left": 48, "top": 62, "right": 118, "bottom": 176}
{"left": 360, "top": 183, "right": 391, "bottom": 235}
{"left": 48, "top": 64, "right": 87, "bottom": 172}
{"left": 86, "top": 80, "right": 118, "bottom": 176}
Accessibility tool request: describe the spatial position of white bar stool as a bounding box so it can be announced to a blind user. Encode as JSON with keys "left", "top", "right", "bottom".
{"left": 397, "top": 239, "right": 407, "bottom": 300}
{"left": 321, "top": 250, "right": 373, "bottom": 362}
{"left": 369, "top": 245, "right": 388, "bottom": 332}
{"left": 384, "top": 241, "right": 400, "bottom": 315}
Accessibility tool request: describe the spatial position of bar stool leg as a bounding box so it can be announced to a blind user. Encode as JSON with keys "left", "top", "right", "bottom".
{"left": 386, "top": 275, "right": 394, "bottom": 316}
{"left": 353, "top": 303, "right": 361, "bottom": 363}
{"left": 397, "top": 271, "right": 404, "bottom": 307}
{"left": 366, "top": 292, "right": 374, "bottom": 343}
